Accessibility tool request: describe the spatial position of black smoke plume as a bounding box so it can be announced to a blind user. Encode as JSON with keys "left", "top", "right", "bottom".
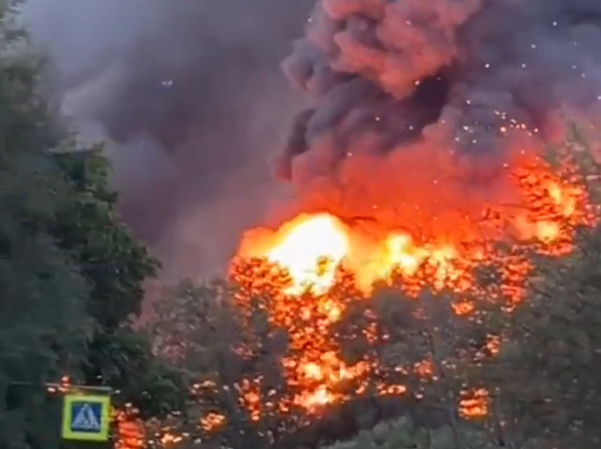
{"left": 23, "top": 0, "right": 601, "bottom": 274}
{"left": 276, "top": 0, "right": 601, "bottom": 232}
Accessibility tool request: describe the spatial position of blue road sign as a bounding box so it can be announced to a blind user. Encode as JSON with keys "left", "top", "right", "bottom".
{"left": 61, "top": 394, "right": 110, "bottom": 441}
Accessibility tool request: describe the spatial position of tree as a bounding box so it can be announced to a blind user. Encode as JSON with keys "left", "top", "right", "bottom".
{"left": 51, "top": 148, "right": 186, "bottom": 420}
{"left": 0, "top": 2, "right": 186, "bottom": 448}
{"left": 475, "top": 225, "right": 601, "bottom": 448}
{"left": 145, "top": 262, "right": 497, "bottom": 449}
{"left": 468, "top": 131, "right": 601, "bottom": 449}
{"left": 322, "top": 416, "right": 496, "bottom": 449}
{"left": 0, "top": 1, "right": 92, "bottom": 447}
{"left": 147, "top": 272, "right": 300, "bottom": 449}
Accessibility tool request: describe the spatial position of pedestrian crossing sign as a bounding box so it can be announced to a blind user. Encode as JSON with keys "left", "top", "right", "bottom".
{"left": 61, "top": 394, "right": 111, "bottom": 441}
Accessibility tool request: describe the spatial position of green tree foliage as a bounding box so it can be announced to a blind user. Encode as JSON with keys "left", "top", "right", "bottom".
{"left": 322, "top": 416, "right": 496, "bottom": 449}
{"left": 51, "top": 149, "right": 186, "bottom": 419}
{"left": 0, "top": 1, "right": 92, "bottom": 447}
{"left": 476, "top": 225, "right": 601, "bottom": 448}
{"left": 146, "top": 269, "right": 509, "bottom": 449}
{"left": 148, "top": 277, "right": 290, "bottom": 449}
{"left": 0, "top": 2, "right": 185, "bottom": 448}
{"left": 466, "top": 134, "right": 601, "bottom": 449}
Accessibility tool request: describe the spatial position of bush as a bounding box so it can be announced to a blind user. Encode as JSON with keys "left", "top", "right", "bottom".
{"left": 323, "top": 416, "right": 497, "bottom": 449}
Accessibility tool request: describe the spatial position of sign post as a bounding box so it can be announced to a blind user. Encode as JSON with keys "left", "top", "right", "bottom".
{"left": 61, "top": 393, "right": 111, "bottom": 442}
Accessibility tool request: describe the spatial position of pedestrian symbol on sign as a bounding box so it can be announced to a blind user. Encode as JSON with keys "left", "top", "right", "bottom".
{"left": 71, "top": 403, "right": 102, "bottom": 431}
{"left": 61, "top": 394, "right": 110, "bottom": 441}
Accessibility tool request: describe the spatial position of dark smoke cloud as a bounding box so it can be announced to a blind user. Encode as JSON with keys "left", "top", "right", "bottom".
{"left": 22, "top": 0, "right": 314, "bottom": 276}
{"left": 22, "top": 0, "right": 601, "bottom": 274}
{"left": 277, "top": 0, "right": 601, "bottom": 235}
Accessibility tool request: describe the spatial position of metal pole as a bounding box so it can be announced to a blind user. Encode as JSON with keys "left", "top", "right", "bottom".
{"left": 8, "top": 380, "right": 112, "bottom": 393}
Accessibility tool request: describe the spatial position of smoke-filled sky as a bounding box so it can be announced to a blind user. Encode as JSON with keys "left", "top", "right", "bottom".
{"left": 21, "top": 0, "right": 314, "bottom": 277}
{"left": 277, "top": 0, "right": 601, "bottom": 239}
{"left": 19, "top": 0, "right": 601, "bottom": 275}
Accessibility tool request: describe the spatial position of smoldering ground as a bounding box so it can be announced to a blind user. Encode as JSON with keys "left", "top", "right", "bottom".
{"left": 21, "top": 0, "right": 314, "bottom": 277}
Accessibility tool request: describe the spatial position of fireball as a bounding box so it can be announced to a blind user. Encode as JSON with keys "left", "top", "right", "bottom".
{"left": 239, "top": 213, "right": 350, "bottom": 294}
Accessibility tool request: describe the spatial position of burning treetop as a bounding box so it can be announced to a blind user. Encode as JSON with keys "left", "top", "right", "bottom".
{"left": 238, "top": 156, "right": 594, "bottom": 298}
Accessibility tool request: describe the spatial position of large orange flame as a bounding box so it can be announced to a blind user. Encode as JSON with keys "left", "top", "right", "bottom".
{"left": 238, "top": 158, "right": 592, "bottom": 297}
{"left": 230, "top": 155, "right": 596, "bottom": 417}
{"left": 239, "top": 213, "right": 466, "bottom": 294}
{"left": 239, "top": 213, "right": 350, "bottom": 295}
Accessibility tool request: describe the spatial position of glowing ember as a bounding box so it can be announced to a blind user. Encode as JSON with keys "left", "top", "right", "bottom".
{"left": 200, "top": 412, "right": 226, "bottom": 431}
{"left": 114, "top": 409, "right": 145, "bottom": 449}
{"left": 459, "top": 388, "right": 490, "bottom": 419}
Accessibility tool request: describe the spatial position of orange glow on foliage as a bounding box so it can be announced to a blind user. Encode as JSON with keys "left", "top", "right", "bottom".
{"left": 460, "top": 388, "right": 490, "bottom": 419}
{"left": 114, "top": 408, "right": 145, "bottom": 449}
{"left": 138, "top": 151, "right": 598, "bottom": 447}
{"left": 230, "top": 154, "right": 596, "bottom": 420}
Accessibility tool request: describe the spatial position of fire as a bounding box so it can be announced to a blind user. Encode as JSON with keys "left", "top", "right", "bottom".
{"left": 114, "top": 407, "right": 145, "bottom": 449}
{"left": 239, "top": 213, "right": 350, "bottom": 294}
{"left": 239, "top": 214, "right": 468, "bottom": 295}
{"left": 459, "top": 388, "right": 490, "bottom": 419}
{"left": 228, "top": 154, "right": 596, "bottom": 421}
{"left": 131, "top": 153, "right": 596, "bottom": 448}
{"left": 238, "top": 158, "right": 593, "bottom": 298}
